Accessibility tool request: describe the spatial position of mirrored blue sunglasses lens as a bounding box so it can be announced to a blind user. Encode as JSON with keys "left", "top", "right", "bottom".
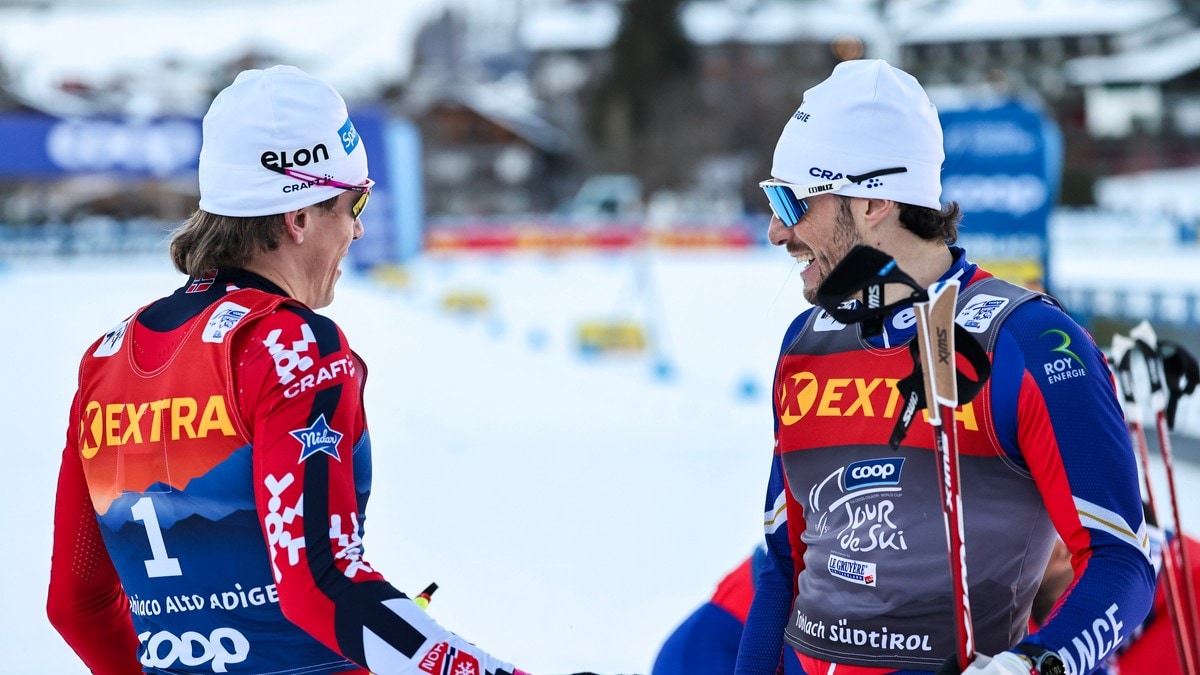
{"left": 762, "top": 184, "right": 809, "bottom": 227}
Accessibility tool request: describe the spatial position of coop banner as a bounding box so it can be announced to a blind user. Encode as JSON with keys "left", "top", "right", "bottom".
{"left": 0, "top": 110, "right": 412, "bottom": 267}
{"left": 0, "top": 113, "right": 201, "bottom": 177}
{"left": 938, "top": 99, "right": 1061, "bottom": 291}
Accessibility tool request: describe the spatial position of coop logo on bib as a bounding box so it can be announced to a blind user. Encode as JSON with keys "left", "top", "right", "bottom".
{"left": 844, "top": 457, "right": 904, "bottom": 490}
{"left": 138, "top": 626, "right": 249, "bottom": 673}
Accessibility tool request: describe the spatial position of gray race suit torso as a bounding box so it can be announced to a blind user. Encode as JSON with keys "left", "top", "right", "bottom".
{"left": 778, "top": 278, "right": 1058, "bottom": 669}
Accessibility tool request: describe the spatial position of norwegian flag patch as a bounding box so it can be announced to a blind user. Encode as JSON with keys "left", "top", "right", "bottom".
{"left": 186, "top": 269, "right": 219, "bottom": 294}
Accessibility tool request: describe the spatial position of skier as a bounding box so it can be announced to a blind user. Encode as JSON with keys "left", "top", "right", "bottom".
{"left": 736, "top": 59, "right": 1155, "bottom": 675}
{"left": 1112, "top": 533, "right": 1200, "bottom": 674}
{"left": 1034, "top": 523, "right": 1200, "bottom": 674}
{"left": 652, "top": 547, "right": 803, "bottom": 675}
{"left": 47, "top": 65, "right": 530, "bottom": 675}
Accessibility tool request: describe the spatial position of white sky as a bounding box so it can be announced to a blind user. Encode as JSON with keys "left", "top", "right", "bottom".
{"left": 4, "top": 245, "right": 1200, "bottom": 673}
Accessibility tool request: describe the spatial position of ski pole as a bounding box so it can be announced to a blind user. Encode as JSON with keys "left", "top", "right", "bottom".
{"left": 414, "top": 582, "right": 438, "bottom": 610}
{"left": 1130, "top": 321, "right": 1200, "bottom": 669}
{"left": 815, "top": 246, "right": 994, "bottom": 670}
{"left": 913, "top": 278, "right": 974, "bottom": 672}
{"left": 1111, "top": 336, "right": 1196, "bottom": 675}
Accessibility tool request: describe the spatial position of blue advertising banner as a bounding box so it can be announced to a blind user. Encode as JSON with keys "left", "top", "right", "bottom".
{"left": 939, "top": 98, "right": 1062, "bottom": 291}
{"left": 0, "top": 109, "right": 420, "bottom": 266}
{"left": 0, "top": 113, "right": 201, "bottom": 177}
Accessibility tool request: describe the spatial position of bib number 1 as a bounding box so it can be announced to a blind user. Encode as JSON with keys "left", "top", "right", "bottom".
{"left": 131, "top": 497, "right": 182, "bottom": 578}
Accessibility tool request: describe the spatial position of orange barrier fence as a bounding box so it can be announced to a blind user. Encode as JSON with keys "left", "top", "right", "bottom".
{"left": 425, "top": 224, "right": 759, "bottom": 253}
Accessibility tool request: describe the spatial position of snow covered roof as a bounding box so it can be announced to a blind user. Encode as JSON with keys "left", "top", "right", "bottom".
{"left": 520, "top": 0, "right": 1178, "bottom": 53}
{"left": 680, "top": 1, "right": 881, "bottom": 47}
{"left": 411, "top": 76, "right": 571, "bottom": 153}
{"left": 2, "top": 0, "right": 1198, "bottom": 118}
{"left": 1066, "top": 30, "right": 1200, "bottom": 85}
{"left": 518, "top": 2, "right": 620, "bottom": 53}
{"left": 0, "top": 0, "right": 445, "bottom": 116}
{"left": 898, "top": 0, "right": 1176, "bottom": 44}
{"left": 520, "top": 0, "right": 882, "bottom": 53}
{"left": 1095, "top": 165, "right": 1200, "bottom": 217}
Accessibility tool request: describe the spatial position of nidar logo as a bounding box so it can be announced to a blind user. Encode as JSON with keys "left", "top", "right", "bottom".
{"left": 289, "top": 414, "right": 343, "bottom": 462}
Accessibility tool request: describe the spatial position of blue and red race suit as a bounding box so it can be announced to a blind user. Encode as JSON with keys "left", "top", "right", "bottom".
{"left": 48, "top": 269, "right": 527, "bottom": 675}
{"left": 736, "top": 248, "right": 1156, "bottom": 675}
{"left": 1111, "top": 533, "right": 1200, "bottom": 675}
{"left": 653, "top": 547, "right": 803, "bottom": 675}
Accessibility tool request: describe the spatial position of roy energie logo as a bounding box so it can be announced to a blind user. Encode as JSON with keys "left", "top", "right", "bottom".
{"left": 1040, "top": 328, "right": 1087, "bottom": 384}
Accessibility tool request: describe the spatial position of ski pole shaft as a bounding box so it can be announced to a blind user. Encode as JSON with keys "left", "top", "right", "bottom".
{"left": 914, "top": 280, "right": 974, "bottom": 670}
{"left": 1153, "top": 409, "right": 1200, "bottom": 667}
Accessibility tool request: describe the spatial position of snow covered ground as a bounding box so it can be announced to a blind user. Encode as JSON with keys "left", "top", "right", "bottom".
{"left": 4, "top": 247, "right": 1199, "bottom": 674}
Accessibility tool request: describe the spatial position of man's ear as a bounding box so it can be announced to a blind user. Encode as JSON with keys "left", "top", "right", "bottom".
{"left": 852, "top": 197, "right": 896, "bottom": 234}
{"left": 862, "top": 197, "right": 896, "bottom": 224}
{"left": 282, "top": 208, "right": 309, "bottom": 244}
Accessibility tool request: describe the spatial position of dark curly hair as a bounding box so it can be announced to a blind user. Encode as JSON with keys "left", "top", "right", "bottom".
{"left": 898, "top": 201, "right": 962, "bottom": 244}
{"left": 834, "top": 196, "right": 962, "bottom": 244}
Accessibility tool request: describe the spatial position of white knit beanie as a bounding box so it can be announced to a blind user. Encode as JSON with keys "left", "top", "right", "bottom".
{"left": 772, "top": 59, "right": 944, "bottom": 210}
{"left": 198, "top": 65, "right": 369, "bottom": 217}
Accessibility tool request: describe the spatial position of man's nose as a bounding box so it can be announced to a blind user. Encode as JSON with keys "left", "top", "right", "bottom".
{"left": 767, "top": 213, "right": 792, "bottom": 247}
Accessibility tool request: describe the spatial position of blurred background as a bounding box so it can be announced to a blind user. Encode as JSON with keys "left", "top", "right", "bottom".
{"left": 4, "top": 0, "right": 1200, "bottom": 672}
{"left": 4, "top": 0, "right": 1200, "bottom": 340}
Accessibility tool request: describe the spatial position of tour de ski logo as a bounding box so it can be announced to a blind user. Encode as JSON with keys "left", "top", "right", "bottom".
{"left": 289, "top": 414, "right": 343, "bottom": 462}
{"left": 809, "top": 457, "right": 908, "bottom": 554}
{"left": 956, "top": 295, "right": 1009, "bottom": 334}
{"left": 203, "top": 301, "right": 250, "bottom": 344}
{"left": 93, "top": 318, "right": 131, "bottom": 358}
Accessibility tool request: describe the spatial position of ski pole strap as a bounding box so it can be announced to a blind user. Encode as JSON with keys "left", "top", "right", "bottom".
{"left": 1160, "top": 339, "right": 1199, "bottom": 430}
{"left": 889, "top": 322, "right": 992, "bottom": 450}
{"left": 813, "top": 244, "right": 995, "bottom": 449}
{"left": 1112, "top": 341, "right": 1138, "bottom": 404}
{"left": 816, "top": 244, "right": 928, "bottom": 325}
{"left": 1130, "top": 321, "right": 1172, "bottom": 414}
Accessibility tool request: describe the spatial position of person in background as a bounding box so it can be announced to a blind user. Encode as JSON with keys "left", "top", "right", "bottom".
{"left": 47, "top": 65, "right": 529, "bottom": 675}
{"left": 1033, "top": 522, "right": 1199, "bottom": 675}
{"left": 652, "top": 547, "right": 804, "bottom": 675}
{"left": 1112, "top": 532, "right": 1200, "bottom": 674}
{"left": 734, "top": 59, "right": 1155, "bottom": 675}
